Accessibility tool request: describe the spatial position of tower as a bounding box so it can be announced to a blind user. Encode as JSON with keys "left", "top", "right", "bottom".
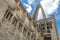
{"left": 50, "top": 15, "right": 59, "bottom": 40}
{"left": 32, "top": 2, "right": 59, "bottom": 40}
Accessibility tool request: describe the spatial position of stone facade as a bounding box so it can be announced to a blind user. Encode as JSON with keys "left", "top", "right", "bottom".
{"left": 33, "top": 3, "right": 59, "bottom": 40}
{"left": 59, "top": 35, "right": 60, "bottom": 40}
{"left": 0, "top": 0, "right": 59, "bottom": 40}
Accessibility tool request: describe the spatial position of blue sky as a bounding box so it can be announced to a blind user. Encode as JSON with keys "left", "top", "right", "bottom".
{"left": 55, "top": 5, "right": 60, "bottom": 34}
{"left": 20, "top": 0, "right": 60, "bottom": 34}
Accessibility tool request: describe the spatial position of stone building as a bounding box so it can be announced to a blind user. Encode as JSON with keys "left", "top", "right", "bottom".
{"left": 33, "top": 3, "right": 59, "bottom": 40}
{"left": 0, "top": 0, "right": 59, "bottom": 40}
{"left": 59, "top": 34, "right": 60, "bottom": 40}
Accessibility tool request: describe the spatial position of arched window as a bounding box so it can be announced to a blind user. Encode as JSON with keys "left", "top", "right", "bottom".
{"left": 18, "top": 22, "right": 22, "bottom": 32}
{"left": 23, "top": 28, "right": 27, "bottom": 37}
{"left": 4, "top": 10, "right": 13, "bottom": 20}
{"left": 12, "top": 17, "right": 18, "bottom": 26}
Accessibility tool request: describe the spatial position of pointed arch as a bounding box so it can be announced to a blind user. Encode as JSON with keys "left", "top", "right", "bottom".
{"left": 32, "top": 3, "right": 46, "bottom": 20}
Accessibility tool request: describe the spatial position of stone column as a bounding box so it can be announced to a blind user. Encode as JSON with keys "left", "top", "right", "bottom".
{"left": 32, "top": 3, "right": 40, "bottom": 20}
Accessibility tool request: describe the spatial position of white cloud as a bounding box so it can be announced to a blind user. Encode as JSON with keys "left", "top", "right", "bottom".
{"left": 26, "top": 5, "right": 32, "bottom": 12}
{"left": 23, "top": 0, "right": 35, "bottom": 13}
{"left": 24, "top": 3, "right": 32, "bottom": 12}
{"left": 40, "top": 0, "right": 60, "bottom": 17}
{"left": 23, "top": 0, "right": 60, "bottom": 19}
{"left": 27, "top": 0, "right": 35, "bottom": 4}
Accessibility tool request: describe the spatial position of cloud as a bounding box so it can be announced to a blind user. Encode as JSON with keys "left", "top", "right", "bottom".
{"left": 27, "top": 0, "right": 35, "bottom": 4}
{"left": 24, "top": 3, "right": 32, "bottom": 12}
{"left": 23, "top": 0, "right": 36, "bottom": 13}
{"left": 40, "top": 0, "right": 60, "bottom": 17}
{"left": 22, "top": 0, "right": 40, "bottom": 14}
{"left": 22, "top": 0, "right": 60, "bottom": 19}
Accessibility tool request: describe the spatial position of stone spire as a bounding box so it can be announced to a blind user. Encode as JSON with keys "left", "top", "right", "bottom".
{"left": 33, "top": 4, "right": 40, "bottom": 20}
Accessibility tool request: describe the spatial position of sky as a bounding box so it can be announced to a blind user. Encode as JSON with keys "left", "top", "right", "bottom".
{"left": 20, "top": 0, "right": 60, "bottom": 34}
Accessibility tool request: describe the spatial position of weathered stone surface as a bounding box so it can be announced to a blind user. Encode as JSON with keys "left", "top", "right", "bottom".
{"left": 0, "top": 0, "right": 59, "bottom": 40}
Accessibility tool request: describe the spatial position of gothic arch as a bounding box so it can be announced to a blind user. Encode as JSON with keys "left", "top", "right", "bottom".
{"left": 33, "top": 3, "right": 46, "bottom": 20}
